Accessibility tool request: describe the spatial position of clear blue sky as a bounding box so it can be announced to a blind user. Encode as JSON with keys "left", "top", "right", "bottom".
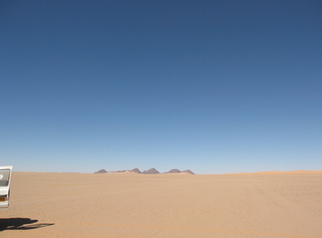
{"left": 1, "top": 0, "right": 321, "bottom": 174}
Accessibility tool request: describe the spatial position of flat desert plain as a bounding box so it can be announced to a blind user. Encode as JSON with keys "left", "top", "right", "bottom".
{"left": 1, "top": 172, "right": 322, "bottom": 238}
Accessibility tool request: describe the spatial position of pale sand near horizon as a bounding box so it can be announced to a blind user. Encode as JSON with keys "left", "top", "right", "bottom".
{"left": 1, "top": 172, "right": 322, "bottom": 238}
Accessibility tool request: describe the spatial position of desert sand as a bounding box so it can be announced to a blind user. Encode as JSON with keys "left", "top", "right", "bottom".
{"left": 1, "top": 171, "right": 322, "bottom": 238}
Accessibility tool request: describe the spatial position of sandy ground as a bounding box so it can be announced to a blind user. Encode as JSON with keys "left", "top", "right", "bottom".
{"left": 1, "top": 172, "right": 322, "bottom": 238}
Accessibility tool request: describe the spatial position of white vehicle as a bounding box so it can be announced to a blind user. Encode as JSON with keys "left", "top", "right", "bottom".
{"left": 0, "top": 166, "right": 13, "bottom": 208}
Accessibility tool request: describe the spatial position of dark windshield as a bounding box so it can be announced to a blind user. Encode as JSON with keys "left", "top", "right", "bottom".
{"left": 0, "top": 169, "right": 10, "bottom": 187}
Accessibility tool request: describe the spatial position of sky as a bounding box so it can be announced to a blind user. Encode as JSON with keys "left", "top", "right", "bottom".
{"left": 1, "top": 0, "right": 321, "bottom": 174}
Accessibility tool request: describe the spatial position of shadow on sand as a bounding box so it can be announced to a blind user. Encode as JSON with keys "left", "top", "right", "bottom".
{"left": 0, "top": 218, "right": 54, "bottom": 231}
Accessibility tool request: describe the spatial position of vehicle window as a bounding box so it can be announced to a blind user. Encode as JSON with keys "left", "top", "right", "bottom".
{"left": 0, "top": 169, "right": 10, "bottom": 187}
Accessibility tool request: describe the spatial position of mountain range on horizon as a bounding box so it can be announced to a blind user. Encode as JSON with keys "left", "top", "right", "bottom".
{"left": 94, "top": 168, "right": 195, "bottom": 175}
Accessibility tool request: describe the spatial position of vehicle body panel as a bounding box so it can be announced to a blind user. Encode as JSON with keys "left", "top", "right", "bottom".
{"left": 0, "top": 166, "right": 13, "bottom": 208}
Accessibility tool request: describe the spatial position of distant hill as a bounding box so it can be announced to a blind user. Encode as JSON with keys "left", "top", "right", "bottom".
{"left": 182, "top": 169, "right": 195, "bottom": 175}
{"left": 142, "top": 168, "right": 160, "bottom": 174}
{"left": 94, "top": 169, "right": 107, "bottom": 174}
{"left": 167, "top": 169, "right": 181, "bottom": 173}
{"left": 164, "top": 169, "right": 195, "bottom": 175}
{"left": 129, "top": 168, "right": 142, "bottom": 174}
{"left": 113, "top": 170, "right": 126, "bottom": 173}
{"left": 94, "top": 168, "right": 195, "bottom": 175}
